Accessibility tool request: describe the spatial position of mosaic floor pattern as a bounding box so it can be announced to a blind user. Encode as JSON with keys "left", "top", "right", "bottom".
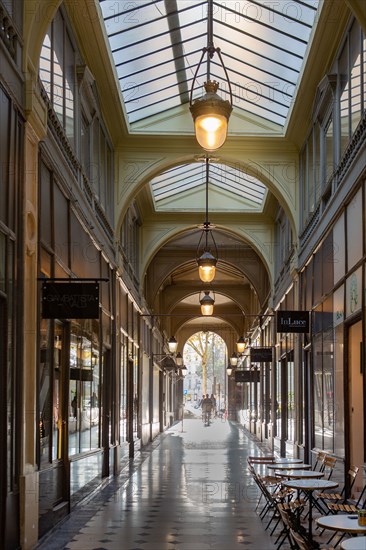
{"left": 35, "top": 420, "right": 279, "bottom": 550}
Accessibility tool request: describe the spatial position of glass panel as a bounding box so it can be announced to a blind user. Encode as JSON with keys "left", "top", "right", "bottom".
{"left": 39, "top": 31, "right": 52, "bottom": 99}
{"left": 40, "top": 162, "right": 52, "bottom": 248}
{"left": 6, "top": 239, "right": 14, "bottom": 490}
{"left": 305, "top": 260, "right": 313, "bottom": 311}
{"left": 349, "top": 22, "right": 362, "bottom": 134}
{"left": 313, "top": 247, "right": 322, "bottom": 305}
{"left": 151, "top": 161, "right": 266, "bottom": 211}
{"left": 300, "top": 149, "right": 307, "bottom": 227}
{"left": 52, "top": 323, "right": 63, "bottom": 461}
{"left": 99, "top": 130, "right": 106, "bottom": 209}
{"left": 0, "top": 86, "right": 10, "bottom": 224}
{"left": 52, "top": 11, "right": 64, "bottom": 126}
{"left": 325, "top": 116, "right": 334, "bottom": 183}
{"left": 64, "top": 29, "right": 75, "bottom": 143}
{"left": 339, "top": 39, "right": 350, "bottom": 156}
{"left": 69, "top": 322, "right": 100, "bottom": 456}
{"left": 92, "top": 120, "right": 99, "bottom": 198}
{"left": 333, "top": 214, "right": 345, "bottom": 284}
{"left": 322, "top": 231, "right": 334, "bottom": 296}
{"left": 275, "top": 360, "right": 281, "bottom": 438}
{"left": 313, "top": 330, "right": 323, "bottom": 449}
{"left": 346, "top": 188, "right": 362, "bottom": 270}
{"left": 120, "top": 341, "right": 127, "bottom": 443}
{"left": 323, "top": 296, "right": 334, "bottom": 452}
{"left": 0, "top": 232, "right": 5, "bottom": 292}
{"left": 99, "top": 0, "right": 319, "bottom": 127}
{"left": 54, "top": 184, "right": 69, "bottom": 267}
{"left": 346, "top": 267, "right": 362, "bottom": 318}
{"left": 314, "top": 122, "right": 321, "bottom": 202}
{"left": 334, "top": 323, "right": 344, "bottom": 456}
{"left": 39, "top": 319, "right": 52, "bottom": 465}
{"left": 363, "top": 32, "right": 366, "bottom": 112}
{"left": 287, "top": 353, "right": 294, "bottom": 442}
{"left": 308, "top": 133, "right": 314, "bottom": 213}
{"left": 81, "top": 115, "right": 90, "bottom": 178}
{"left": 333, "top": 285, "right": 344, "bottom": 328}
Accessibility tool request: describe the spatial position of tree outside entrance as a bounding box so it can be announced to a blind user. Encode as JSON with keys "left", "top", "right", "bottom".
{"left": 183, "top": 331, "right": 227, "bottom": 406}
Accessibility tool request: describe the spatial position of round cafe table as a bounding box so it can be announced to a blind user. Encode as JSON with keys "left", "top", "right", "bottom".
{"left": 316, "top": 515, "right": 366, "bottom": 536}
{"left": 276, "top": 470, "right": 324, "bottom": 479}
{"left": 283, "top": 478, "right": 337, "bottom": 542}
{"left": 267, "top": 463, "right": 311, "bottom": 471}
{"left": 341, "top": 537, "right": 366, "bottom": 549}
{"left": 274, "top": 458, "right": 303, "bottom": 464}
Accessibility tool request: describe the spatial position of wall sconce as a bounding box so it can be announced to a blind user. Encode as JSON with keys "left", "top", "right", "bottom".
{"left": 167, "top": 336, "right": 178, "bottom": 353}
{"left": 236, "top": 337, "right": 246, "bottom": 354}
{"left": 229, "top": 353, "right": 238, "bottom": 367}
{"left": 226, "top": 365, "right": 233, "bottom": 376}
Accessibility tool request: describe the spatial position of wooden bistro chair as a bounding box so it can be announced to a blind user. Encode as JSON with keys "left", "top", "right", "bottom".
{"left": 314, "top": 465, "right": 359, "bottom": 515}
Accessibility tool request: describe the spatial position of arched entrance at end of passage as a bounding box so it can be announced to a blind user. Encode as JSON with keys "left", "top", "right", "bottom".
{"left": 181, "top": 331, "right": 229, "bottom": 421}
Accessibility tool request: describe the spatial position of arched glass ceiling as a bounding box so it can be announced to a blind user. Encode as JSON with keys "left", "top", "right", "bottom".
{"left": 99, "top": 0, "right": 319, "bottom": 127}
{"left": 150, "top": 162, "right": 267, "bottom": 211}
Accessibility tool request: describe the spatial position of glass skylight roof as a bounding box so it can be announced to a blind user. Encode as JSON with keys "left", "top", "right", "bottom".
{"left": 150, "top": 162, "right": 267, "bottom": 210}
{"left": 99, "top": 0, "right": 319, "bottom": 128}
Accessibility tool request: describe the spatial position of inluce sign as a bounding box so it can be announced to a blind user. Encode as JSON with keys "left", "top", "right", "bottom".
{"left": 276, "top": 310, "right": 309, "bottom": 333}
{"left": 250, "top": 347, "right": 273, "bottom": 362}
{"left": 42, "top": 282, "right": 99, "bottom": 319}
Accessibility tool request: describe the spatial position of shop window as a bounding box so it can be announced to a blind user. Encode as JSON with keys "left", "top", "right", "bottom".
{"left": 313, "top": 248, "right": 322, "bottom": 306}
{"left": 287, "top": 350, "right": 295, "bottom": 443}
{"left": 0, "top": 232, "right": 5, "bottom": 293}
{"left": 120, "top": 340, "right": 127, "bottom": 443}
{"left": 322, "top": 231, "right": 334, "bottom": 296}
{"left": 313, "top": 329, "right": 323, "bottom": 450}
{"left": 333, "top": 293, "right": 344, "bottom": 457}
{"left": 346, "top": 188, "right": 363, "bottom": 270}
{"left": 275, "top": 360, "right": 281, "bottom": 439}
{"left": 69, "top": 322, "right": 100, "bottom": 456}
{"left": 346, "top": 267, "right": 362, "bottom": 318}
{"left": 333, "top": 214, "right": 345, "bottom": 284}
{"left": 305, "top": 260, "right": 313, "bottom": 311}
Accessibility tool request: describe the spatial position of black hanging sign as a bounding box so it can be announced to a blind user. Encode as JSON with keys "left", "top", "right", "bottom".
{"left": 250, "top": 347, "right": 273, "bottom": 362}
{"left": 276, "top": 310, "right": 309, "bottom": 333}
{"left": 42, "top": 282, "right": 100, "bottom": 319}
{"left": 235, "top": 370, "right": 260, "bottom": 383}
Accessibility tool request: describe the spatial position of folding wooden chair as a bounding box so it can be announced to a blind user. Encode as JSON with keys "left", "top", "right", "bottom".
{"left": 314, "top": 465, "right": 359, "bottom": 514}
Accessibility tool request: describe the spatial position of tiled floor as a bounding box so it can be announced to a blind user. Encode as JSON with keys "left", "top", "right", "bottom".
{"left": 35, "top": 419, "right": 281, "bottom": 550}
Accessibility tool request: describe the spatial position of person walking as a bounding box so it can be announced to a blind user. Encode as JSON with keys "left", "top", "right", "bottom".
{"left": 201, "top": 394, "right": 213, "bottom": 426}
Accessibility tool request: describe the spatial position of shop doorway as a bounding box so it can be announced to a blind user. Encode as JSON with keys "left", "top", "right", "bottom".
{"left": 0, "top": 295, "right": 20, "bottom": 549}
{"left": 347, "top": 320, "right": 363, "bottom": 490}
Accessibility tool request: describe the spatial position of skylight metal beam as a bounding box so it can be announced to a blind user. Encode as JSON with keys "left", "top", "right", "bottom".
{"left": 215, "top": 19, "right": 305, "bottom": 60}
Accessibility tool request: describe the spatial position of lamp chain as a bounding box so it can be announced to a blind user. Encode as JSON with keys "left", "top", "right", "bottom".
{"left": 205, "top": 157, "right": 209, "bottom": 226}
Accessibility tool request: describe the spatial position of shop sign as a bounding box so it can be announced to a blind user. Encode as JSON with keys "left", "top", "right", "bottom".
{"left": 42, "top": 282, "right": 100, "bottom": 319}
{"left": 276, "top": 310, "right": 309, "bottom": 333}
{"left": 235, "top": 370, "right": 260, "bottom": 383}
{"left": 70, "top": 368, "right": 93, "bottom": 381}
{"left": 250, "top": 347, "right": 273, "bottom": 362}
